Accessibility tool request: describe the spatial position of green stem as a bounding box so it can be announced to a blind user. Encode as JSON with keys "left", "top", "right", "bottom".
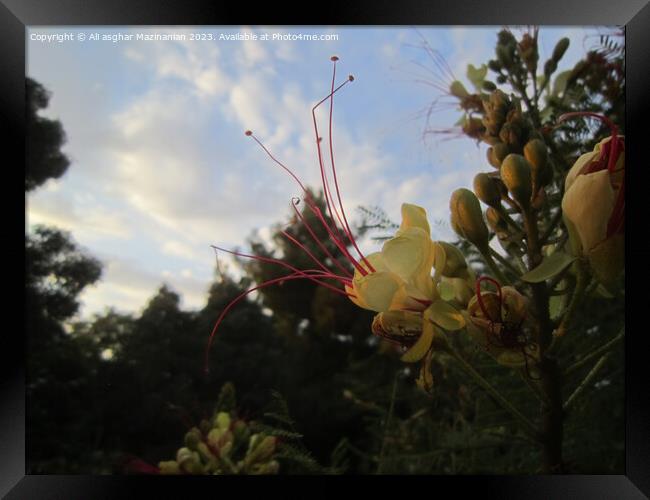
{"left": 563, "top": 354, "right": 610, "bottom": 413}
{"left": 555, "top": 259, "right": 589, "bottom": 338}
{"left": 564, "top": 329, "right": 624, "bottom": 377}
{"left": 480, "top": 248, "right": 512, "bottom": 286}
{"left": 489, "top": 247, "right": 521, "bottom": 278}
{"left": 447, "top": 346, "right": 539, "bottom": 441}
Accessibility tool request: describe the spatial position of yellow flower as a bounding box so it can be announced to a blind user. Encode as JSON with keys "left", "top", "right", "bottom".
{"left": 558, "top": 112, "right": 624, "bottom": 286}
{"left": 349, "top": 203, "right": 465, "bottom": 363}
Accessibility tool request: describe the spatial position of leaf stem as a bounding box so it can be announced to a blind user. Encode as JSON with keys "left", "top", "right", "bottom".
{"left": 563, "top": 354, "right": 611, "bottom": 413}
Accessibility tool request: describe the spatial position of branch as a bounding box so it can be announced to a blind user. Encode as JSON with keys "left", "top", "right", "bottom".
{"left": 563, "top": 354, "right": 611, "bottom": 413}
{"left": 564, "top": 328, "right": 624, "bottom": 377}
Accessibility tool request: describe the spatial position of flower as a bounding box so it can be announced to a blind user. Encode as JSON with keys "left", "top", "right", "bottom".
{"left": 559, "top": 112, "right": 625, "bottom": 285}
{"left": 464, "top": 276, "right": 538, "bottom": 370}
{"left": 205, "top": 57, "right": 465, "bottom": 373}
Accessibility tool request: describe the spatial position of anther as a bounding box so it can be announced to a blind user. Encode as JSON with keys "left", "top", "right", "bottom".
{"left": 245, "top": 130, "right": 252, "bottom": 136}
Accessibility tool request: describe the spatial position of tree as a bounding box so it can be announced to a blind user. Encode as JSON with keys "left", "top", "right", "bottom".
{"left": 25, "top": 77, "right": 70, "bottom": 191}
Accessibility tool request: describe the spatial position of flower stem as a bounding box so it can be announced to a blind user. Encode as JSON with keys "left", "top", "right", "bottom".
{"left": 554, "top": 259, "right": 589, "bottom": 338}
{"left": 563, "top": 354, "right": 611, "bottom": 413}
{"left": 480, "top": 248, "right": 512, "bottom": 286}
{"left": 564, "top": 328, "right": 624, "bottom": 377}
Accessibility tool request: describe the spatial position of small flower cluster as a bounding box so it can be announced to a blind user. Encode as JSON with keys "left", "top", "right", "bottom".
{"left": 158, "top": 411, "right": 280, "bottom": 475}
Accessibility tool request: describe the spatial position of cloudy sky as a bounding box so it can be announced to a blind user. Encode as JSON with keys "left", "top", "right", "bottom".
{"left": 26, "top": 26, "right": 601, "bottom": 319}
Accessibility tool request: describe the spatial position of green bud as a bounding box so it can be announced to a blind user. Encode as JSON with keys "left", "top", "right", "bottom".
{"left": 215, "top": 412, "right": 231, "bottom": 430}
{"left": 544, "top": 59, "right": 557, "bottom": 76}
{"left": 482, "top": 80, "right": 497, "bottom": 92}
{"left": 552, "top": 37, "right": 570, "bottom": 62}
{"left": 487, "top": 60, "right": 502, "bottom": 72}
{"left": 449, "top": 80, "right": 470, "bottom": 99}
{"left": 473, "top": 173, "right": 502, "bottom": 207}
{"left": 524, "top": 139, "right": 551, "bottom": 188}
{"left": 245, "top": 435, "right": 277, "bottom": 469}
{"left": 158, "top": 460, "right": 181, "bottom": 475}
{"left": 199, "top": 419, "right": 211, "bottom": 435}
{"left": 500, "top": 154, "right": 533, "bottom": 209}
{"left": 485, "top": 207, "right": 507, "bottom": 235}
{"left": 433, "top": 241, "right": 468, "bottom": 278}
{"left": 493, "top": 142, "right": 510, "bottom": 164}
{"left": 449, "top": 188, "right": 489, "bottom": 251}
{"left": 184, "top": 427, "right": 202, "bottom": 451}
{"left": 486, "top": 147, "right": 500, "bottom": 168}
{"left": 176, "top": 447, "right": 203, "bottom": 474}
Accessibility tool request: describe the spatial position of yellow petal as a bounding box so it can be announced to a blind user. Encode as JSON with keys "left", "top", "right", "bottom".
{"left": 562, "top": 169, "right": 615, "bottom": 252}
{"left": 565, "top": 150, "right": 599, "bottom": 190}
{"left": 398, "top": 203, "right": 430, "bottom": 236}
{"left": 353, "top": 251, "right": 388, "bottom": 280}
{"left": 425, "top": 300, "right": 465, "bottom": 331}
{"left": 401, "top": 318, "right": 434, "bottom": 363}
{"left": 382, "top": 227, "right": 428, "bottom": 278}
{"left": 588, "top": 233, "right": 624, "bottom": 286}
{"left": 353, "top": 271, "right": 403, "bottom": 312}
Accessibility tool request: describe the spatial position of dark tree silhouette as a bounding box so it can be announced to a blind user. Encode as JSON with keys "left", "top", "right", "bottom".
{"left": 25, "top": 77, "right": 70, "bottom": 191}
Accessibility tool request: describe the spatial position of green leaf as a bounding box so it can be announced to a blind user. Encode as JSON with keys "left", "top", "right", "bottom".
{"left": 521, "top": 251, "right": 577, "bottom": 283}
{"left": 466, "top": 64, "right": 487, "bottom": 92}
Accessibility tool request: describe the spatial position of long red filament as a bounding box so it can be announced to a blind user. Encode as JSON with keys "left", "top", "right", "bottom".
{"left": 475, "top": 276, "right": 503, "bottom": 323}
{"left": 210, "top": 245, "right": 351, "bottom": 289}
{"left": 325, "top": 60, "right": 376, "bottom": 273}
{"left": 311, "top": 79, "right": 365, "bottom": 274}
{"left": 204, "top": 270, "right": 355, "bottom": 374}
{"left": 288, "top": 198, "right": 353, "bottom": 278}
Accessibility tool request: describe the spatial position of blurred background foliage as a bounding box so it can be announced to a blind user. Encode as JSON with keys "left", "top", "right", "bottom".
{"left": 25, "top": 27, "right": 624, "bottom": 474}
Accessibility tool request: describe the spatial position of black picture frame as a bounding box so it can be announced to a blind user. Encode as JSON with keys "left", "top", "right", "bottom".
{"left": 5, "top": 0, "right": 648, "bottom": 497}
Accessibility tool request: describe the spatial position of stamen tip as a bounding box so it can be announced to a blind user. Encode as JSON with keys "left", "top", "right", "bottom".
{"left": 245, "top": 130, "right": 253, "bottom": 136}
{"left": 348, "top": 74, "right": 355, "bottom": 82}
{"left": 330, "top": 55, "right": 339, "bottom": 62}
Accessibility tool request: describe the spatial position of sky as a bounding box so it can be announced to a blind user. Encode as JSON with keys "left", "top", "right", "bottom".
{"left": 26, "top": 25, "right": 603, "bottom": 320}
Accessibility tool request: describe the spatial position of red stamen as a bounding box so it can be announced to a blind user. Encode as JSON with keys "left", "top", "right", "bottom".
{"left": 325, "top": 59, "right": 376, "bottom": 273}
{"left": 204, "top": 270, "right": 354, "bottom": 373}
{"left": 311, "top": 77, "right": 364, "bottom": 274}
{"left": 475, "top": 276, "right": 503, "bottom": 323}
{"left": 210, "top": 245, "right": 350, "bottom": 288}
{"left": 289, "top": 197, "right": 353, "bottom": 278}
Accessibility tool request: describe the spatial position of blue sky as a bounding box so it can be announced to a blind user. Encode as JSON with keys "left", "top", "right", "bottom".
{"left": 26, "top": 26, "right": 603, "bottom": 319}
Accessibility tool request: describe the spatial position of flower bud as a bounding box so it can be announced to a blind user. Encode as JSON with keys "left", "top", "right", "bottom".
{"left": 450, "top": 188, "right": 489, "bottom": 252}
{"left": 184, "top": 427, "right": 202, "bottom": 451}
{"left": 432, "top": 241, "right": 469, "bottom": 278}
{"left": 524, "top": 138, "right": 552, "bottom": 189}
{"left": 482, "top": 80, "right": 497, "bottom": 92}
{"left": 466, "top": 284, "right": 533, "bottom": 367}
{"left": 158, "top": 460, "right": 181, "bottom": 475}
{"left": 552, "top": 37, "right": 570, "bottom": 62}
{"left": 562, "top": 134, "right": 625, "bottom": 285}
{"left": 245, "top": 435, "right": 277, "bottom": 469}
{"left": 473, "top": 173, "right": 502, "bottom": 208}
{"left": 500, "top": 154, "right": 533, "bottom": 209}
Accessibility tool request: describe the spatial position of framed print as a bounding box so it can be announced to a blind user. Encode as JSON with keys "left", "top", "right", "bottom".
{"left": 4, "top": 0, "right": 649, "bottom": 497}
